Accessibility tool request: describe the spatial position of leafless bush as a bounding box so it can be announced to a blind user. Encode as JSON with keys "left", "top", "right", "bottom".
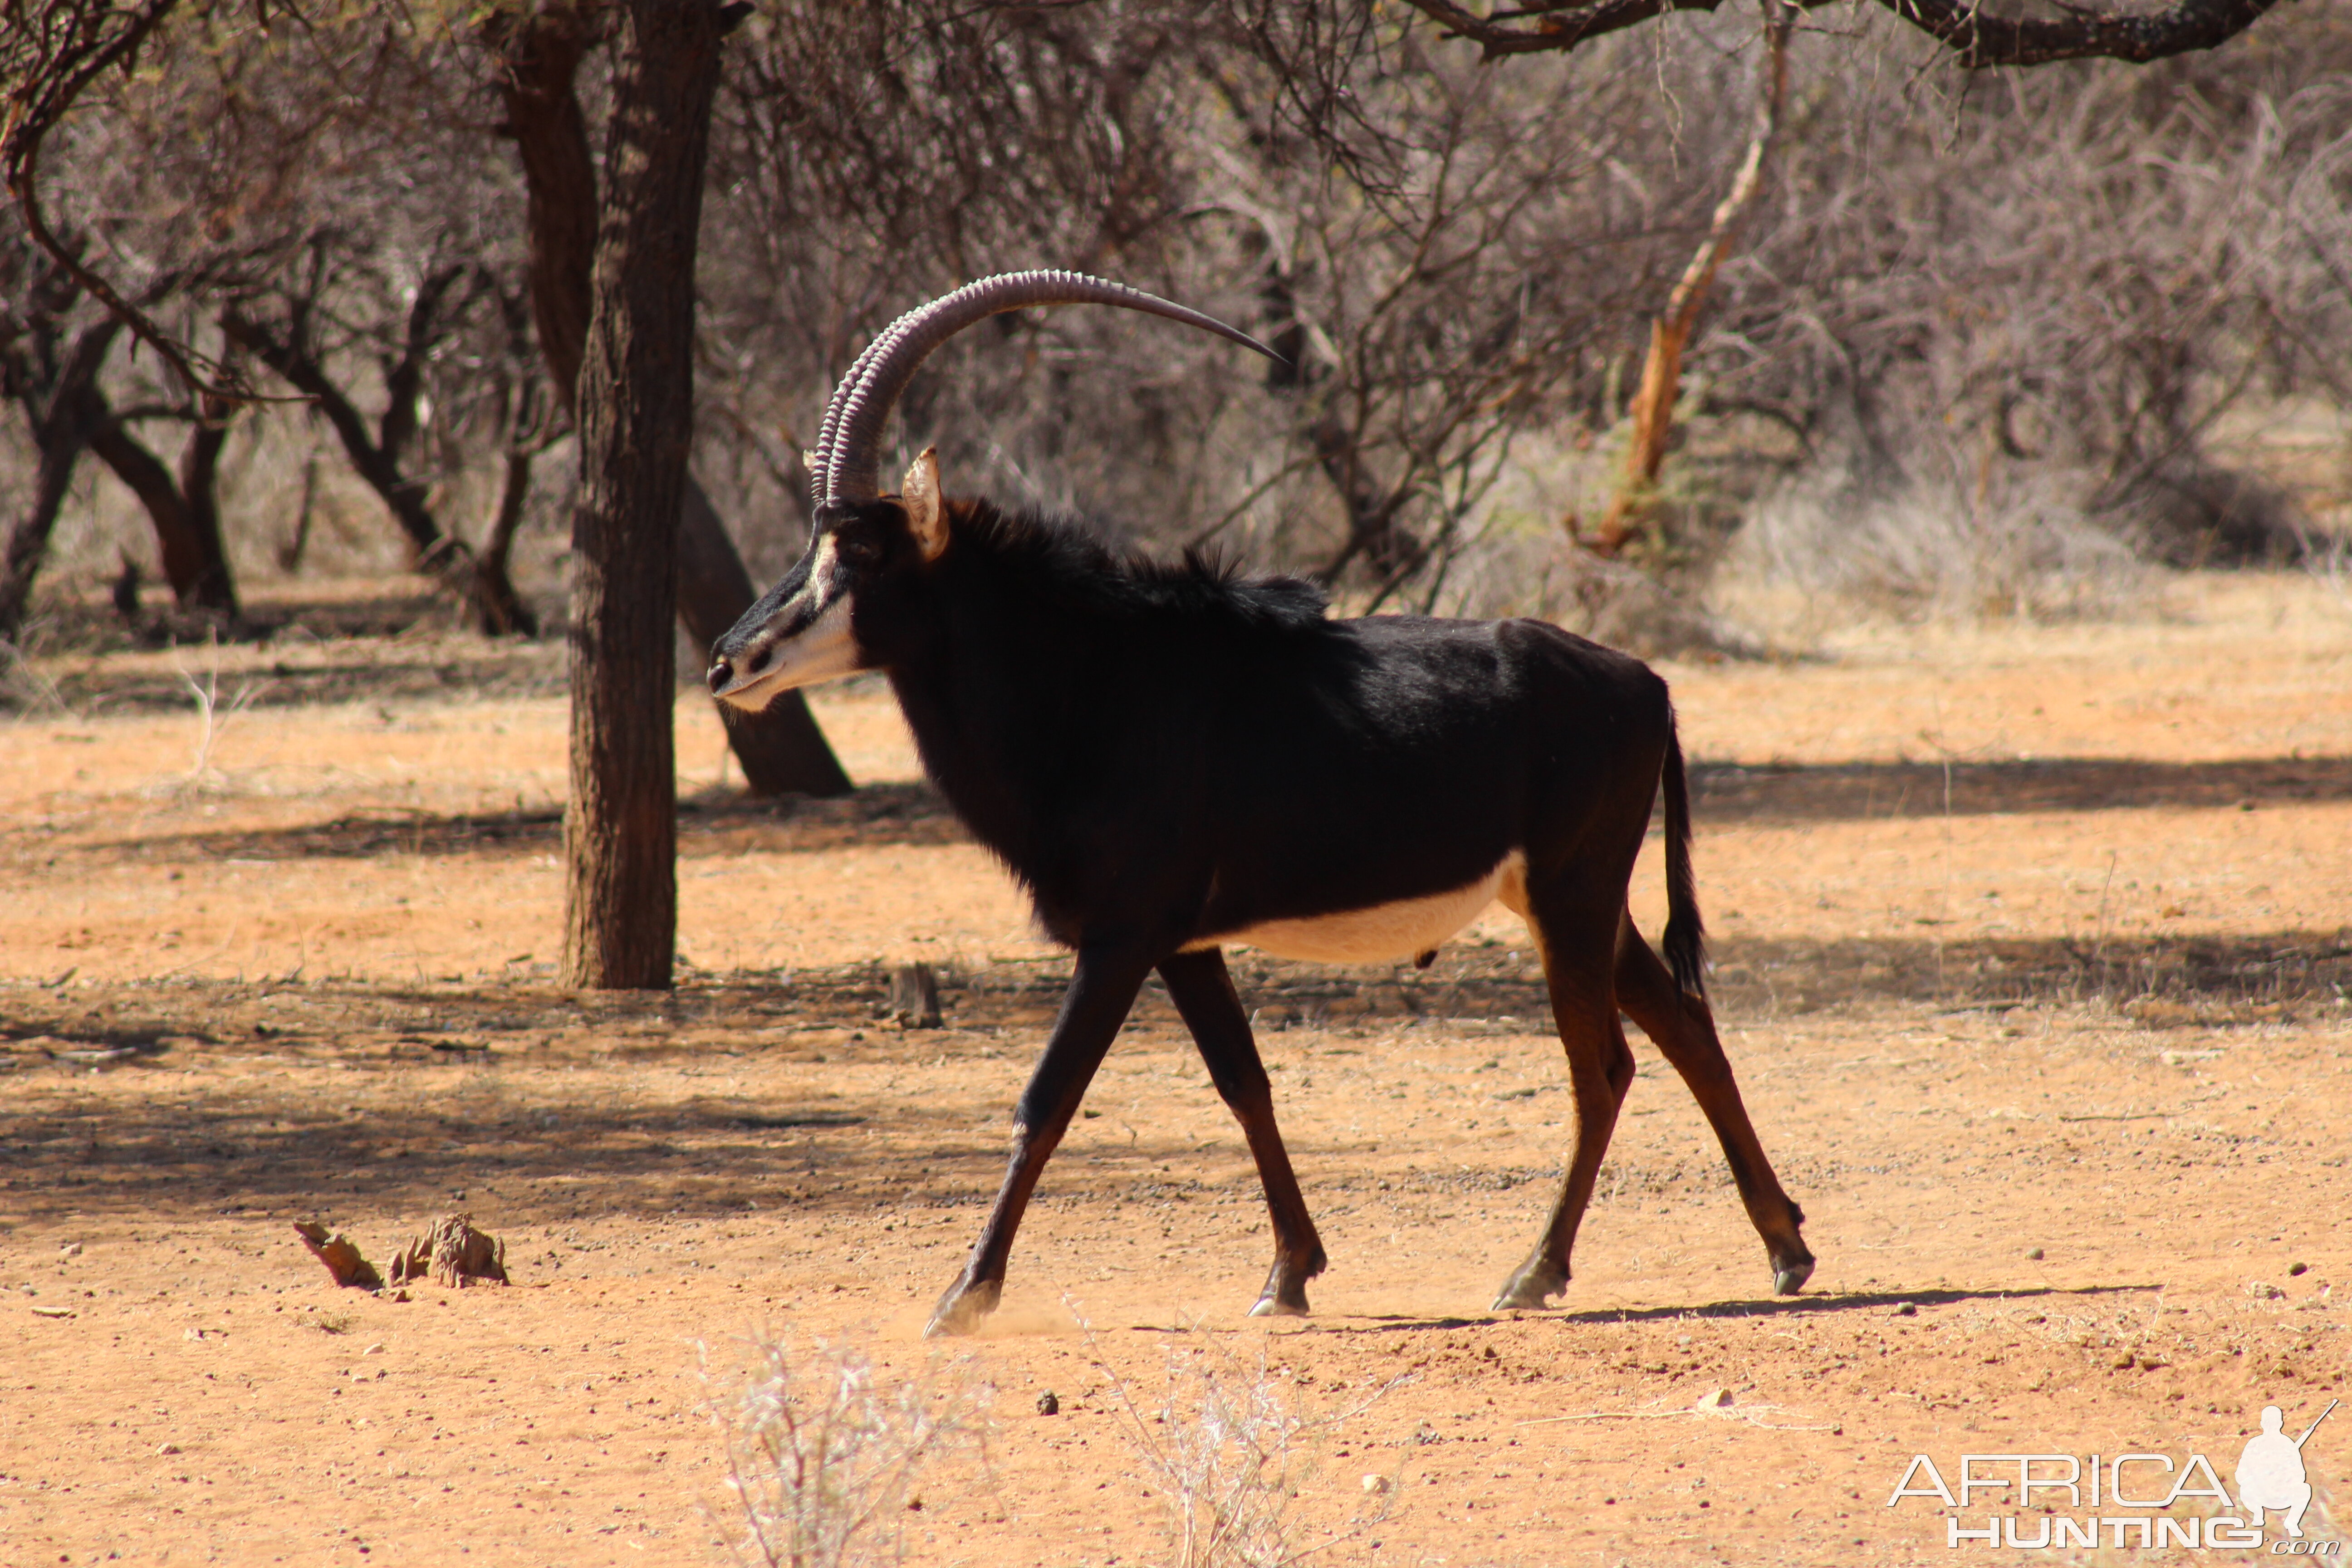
{"left": 9, "top": 8, "right": 559, "bottom": 622}
{"left": 707, "top": 1333, "right": 991, "bottom": 1568}
{"left": 9, "top": 0, "right": 2352, "bottom": 642}
{"left": 1708, "top": 7, "right": 2352, "bottom": 583}
{"left": 1103, "top": 1332, "right": 1403, "bottom": 1568}
{"left": 706, "top": 2, "right": 1733, "bottom": 596}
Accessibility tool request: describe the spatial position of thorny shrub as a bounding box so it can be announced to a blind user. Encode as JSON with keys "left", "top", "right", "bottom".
{"left": 1102, "top": 1330, "right": 1407, "bottom": 1568}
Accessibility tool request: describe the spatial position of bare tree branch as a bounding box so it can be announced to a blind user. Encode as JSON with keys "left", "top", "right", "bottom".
{"left": 1401, "top": 0, "right": 1731, "bottom": 58}
{"left": 224, "top": 294, "right": 535, "bottom": 635}
{"left": 1874, "top": 0, "right": 2285, "bottom": 65}
{"left": 0, "top": 314, "right": 119, "bottom": 642}
{"left": 1590, "top": 0, "right": 1792, "bottom": 555}
{"left": 1400, "top": 0, "right": 2284, "bottom": 64}
{"left": 0, "top": 0, "right": 252, "bottom": 397}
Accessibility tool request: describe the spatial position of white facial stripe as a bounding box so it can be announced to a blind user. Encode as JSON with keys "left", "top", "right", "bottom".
{"left": 714, "top": 537, "right": 861, "bottom": 711}
{"left": 717, "top": 594, "right": 861, "bottom": 710}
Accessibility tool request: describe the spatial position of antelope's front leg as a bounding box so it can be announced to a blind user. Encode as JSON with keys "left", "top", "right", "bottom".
{"left": 925, "top": 942, "right": 1153, "bottom": 1337}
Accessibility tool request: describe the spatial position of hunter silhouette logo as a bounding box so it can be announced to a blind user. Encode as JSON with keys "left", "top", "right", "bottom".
{"left": 2240, "top": 1401, "right": 2336, "bottom": 1539}
{"left": 1886, "top": 1398, "right": 2339, "bottom": 1551}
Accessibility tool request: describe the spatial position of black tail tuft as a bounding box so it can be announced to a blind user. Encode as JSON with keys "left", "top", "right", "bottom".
{"left": 1659, "top": 709, "right": 1706, "bottom": 998}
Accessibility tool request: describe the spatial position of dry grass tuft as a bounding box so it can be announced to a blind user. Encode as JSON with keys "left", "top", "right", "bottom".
{"left": 1731, "top": 471, "right": 2151, "bottom": 628}
{"left": 708, "top": 1333, "right": 991, "bottom": 1568}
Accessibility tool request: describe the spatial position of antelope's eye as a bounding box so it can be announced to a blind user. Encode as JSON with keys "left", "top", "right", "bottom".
{"left": 833, "top": 530, "right": 881, "bottom": 567}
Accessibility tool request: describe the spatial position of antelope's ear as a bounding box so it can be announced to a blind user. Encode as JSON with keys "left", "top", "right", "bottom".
{"left": 900, "top": 447, "right": 947, "bottom": 561}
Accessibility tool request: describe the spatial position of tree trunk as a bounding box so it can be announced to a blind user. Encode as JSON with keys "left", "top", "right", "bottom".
{"left": 491, "top": 1, "right": 849, "bottom": 797}
{"left": 473, "top": 445, "right": 540, "bottom": 637}
{"left": 86, "top": 420, "right": 196, "bottom": 589}
{"left": 0, "top": 318, "right": 120, "bottom": 648}
{"left": 85, "top": 407, "right": 240, "bottom": 620}
{"left": 174, "top": 397, "right": 239, "bottom": 617}
{"left": 1588, "top": 0, "right": 1792, "bottom": 556}
{"left": 563, "top": 0, "right": 731, "bottom": 990}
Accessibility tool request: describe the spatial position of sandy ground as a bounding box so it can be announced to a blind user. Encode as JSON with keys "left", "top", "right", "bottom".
{"left": 2, "top": 572, "right": 2348, "bottom": 1566}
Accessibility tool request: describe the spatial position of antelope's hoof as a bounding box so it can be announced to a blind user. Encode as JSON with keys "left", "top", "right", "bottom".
{"left": 923, "top": 1276, "right": 1002, "bottom": 1338}
{"left": 1250, "top": 1259, "right": 1314, "bottom": 1318}
{"left": 1772, "top": 1255, "right": 1816, "bottom": 1297}
{"left": 1491, "top": 1258, "right": 1568, "bottom": 1312}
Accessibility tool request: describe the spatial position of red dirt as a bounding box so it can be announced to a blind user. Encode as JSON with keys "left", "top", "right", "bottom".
{"left": 3, "top": 573, "right": 2347, "bottom": 1565}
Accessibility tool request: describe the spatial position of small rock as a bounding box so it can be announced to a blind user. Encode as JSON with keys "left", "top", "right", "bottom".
{"left": 363, "top": 1343, "right": 385, "bottom": 1355}
{"left": 1891, "top": 1302, "right": 1917, "bottom": 1317}
{"left": 2289, "top": 1262, "right": 2309, "bottom": 1277}
{"left": 59, "top": 1242, "right": 82, "bottom": 1258}
{"left": 157, "top": 1443, "right": 180, "bottom": 1455}
{"left": 2026, "top": 1247, "right": 2044, "bottom": 1260}
{"left": 1362, "top": 1474, "right": 1389, "bottom": 1494}
{"left": 1695, "top": 1388, "right": 1734, "bottom": 1410}
{"left": 1035, "top": 1391, "right": 1059, "bottom": 1416}
{"left": 31, "top": 1305, "right": 74, "bottom": 1319}
{"left": 54, "top": 1046, "right": 138, "bottom": 1066}
{"left": 183, "top": 1328, "right": 207, "bottom": 1342}
{"left": 2246, "top": 1280, "right": 2287, "bottom": 1300}
{"left": 889, "top": 963, "right": 943, "bottom": 1029}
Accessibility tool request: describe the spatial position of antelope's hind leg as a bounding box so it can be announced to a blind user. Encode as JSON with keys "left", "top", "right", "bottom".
{"left": 926, "top": 943, "right": 1153, "bottom": 1337}
{"left": 1158, "top": 947, "right": 1327, "bottom": 1317}
{"left": 1492, "top": 874, "right": 1637, "bottom": 1311}
{"left": 1614, "top": 920, "right": 1814, "bottom": 1295}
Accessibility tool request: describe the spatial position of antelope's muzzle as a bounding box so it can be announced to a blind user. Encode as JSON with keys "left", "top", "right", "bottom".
{"left": 707, "top": 535, "right": 862, "bottom": 709}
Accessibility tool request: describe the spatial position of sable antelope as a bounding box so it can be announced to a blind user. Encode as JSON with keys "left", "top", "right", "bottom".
{"left": 711, "top": 271, "right": 1813, "bottom": 1335}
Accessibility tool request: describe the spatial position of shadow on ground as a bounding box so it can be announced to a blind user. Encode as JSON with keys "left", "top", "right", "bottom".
{"left": 6, "top": 593, "right": 570, "bottom": 716}
{"left": 1305, "top": 1284, "right": 2166, "bottom": 1335}
{"left": 81, "top": 781, "right": 960, "bottom": 862}
{"left": 5, "top": 926, "right": 2347, "bottom": 1062}
{"left": 1, "top": 927, "right": 2342, "bottom": 1230}
{"left": 1689, "top": 755, "right": 2352, "bottom": 820}
{"left": 57, "top": 756, "right": 2352, "bottom": 870}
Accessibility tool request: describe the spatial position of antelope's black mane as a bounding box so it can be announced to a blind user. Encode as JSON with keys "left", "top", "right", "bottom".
{"left": 942, "top": 495, "right": 1329, "bottom": 634}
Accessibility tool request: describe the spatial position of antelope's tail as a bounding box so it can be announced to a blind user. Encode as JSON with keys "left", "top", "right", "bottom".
{"left": 1660, "top": 709, "right": 1706, "bottom": 998}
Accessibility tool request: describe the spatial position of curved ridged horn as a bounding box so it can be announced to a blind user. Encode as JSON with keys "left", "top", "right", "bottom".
{"left": 808, "top": 328, "right": 895, "bottom": 507}
{"left": 815, "top": 270, "right": 1281, "bottom": 507}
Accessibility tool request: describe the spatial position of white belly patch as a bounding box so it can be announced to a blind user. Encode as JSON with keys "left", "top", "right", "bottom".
{"left": 1186, "top": 851, "right": 1528, "bottom": 964}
